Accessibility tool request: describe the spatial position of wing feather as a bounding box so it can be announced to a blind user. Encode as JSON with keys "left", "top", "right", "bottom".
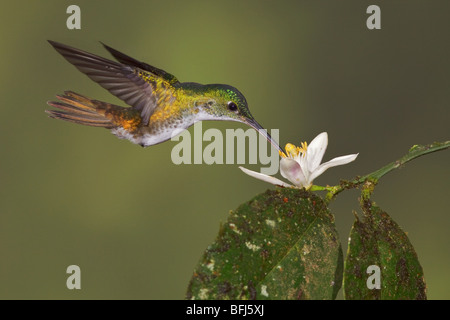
{"left": 48, "top": 40, "right": 175, "bottom": 125}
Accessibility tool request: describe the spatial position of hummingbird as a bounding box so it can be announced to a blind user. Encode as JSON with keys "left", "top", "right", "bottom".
{"left": 46, "top": 41, "right": 283, "bottom": 152}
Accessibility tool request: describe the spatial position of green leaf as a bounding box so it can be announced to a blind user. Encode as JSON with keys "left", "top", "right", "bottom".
{"left": 344, "top": 200, "right": 427, "bottom": 300}
{"left": 186, "top": 188, "right": 343, "bottom": 300}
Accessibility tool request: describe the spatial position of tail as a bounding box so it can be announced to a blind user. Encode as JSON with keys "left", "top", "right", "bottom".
{"left": 46, "top": 91, "right": 142, "bottom": 130}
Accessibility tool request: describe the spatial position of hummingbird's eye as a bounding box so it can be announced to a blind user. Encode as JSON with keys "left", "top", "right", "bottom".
{"left": 227, "top": 101, "right": 238, "bottom": 112}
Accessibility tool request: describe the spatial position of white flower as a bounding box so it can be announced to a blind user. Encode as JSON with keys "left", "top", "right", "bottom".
{"left": 239, "top": 132, "right": 358, "bottom": 190}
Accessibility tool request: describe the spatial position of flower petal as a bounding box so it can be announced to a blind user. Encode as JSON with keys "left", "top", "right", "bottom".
{"left": 309, "top": 153, "right": 359, "bottom": 181}
{"left": 280, "top": 158, "right": 307, "bottom": 188}
{"left": 239, "top": 166, "right": 293, "bottom": 188}
{"left": 307, "top": 132, "right": 328, "bottom": 172}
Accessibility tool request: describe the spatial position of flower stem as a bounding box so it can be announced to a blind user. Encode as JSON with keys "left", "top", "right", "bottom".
{"left": 324, "top": 140, "right": 450, "bottom": 203}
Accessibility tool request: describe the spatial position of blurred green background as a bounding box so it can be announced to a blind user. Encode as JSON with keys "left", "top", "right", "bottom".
{"left": 0, "top": 0, "right": 448, "bottom": 299}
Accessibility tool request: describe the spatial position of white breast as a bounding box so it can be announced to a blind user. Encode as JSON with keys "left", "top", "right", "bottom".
{"left": 110, "top": 108, "right": 233, "bottom": 147}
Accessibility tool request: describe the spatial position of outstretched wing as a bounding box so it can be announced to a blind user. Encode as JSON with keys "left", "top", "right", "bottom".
{"left": 48, "top": 40, "right": 177, "bottom": 125}
{"left": 101, "top": 42, "right": 179, "bottom": 85}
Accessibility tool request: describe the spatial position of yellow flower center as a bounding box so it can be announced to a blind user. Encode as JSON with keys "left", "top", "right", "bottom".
{"left": 279, "top": 141, "right": 308, "bottom": 158}
{"left": 299, "top": 141, "right": 308, "bottom": 154}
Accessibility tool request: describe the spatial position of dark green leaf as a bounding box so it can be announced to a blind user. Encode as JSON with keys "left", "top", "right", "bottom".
{"left": 186, "top": 188, "right": 343, "bottom": 300}
{"left": 344, "top": 200, "right": 427, "bottom": 300}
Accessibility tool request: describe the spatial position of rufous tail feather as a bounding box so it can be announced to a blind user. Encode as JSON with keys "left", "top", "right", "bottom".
{"left": 46, "top": 91, "right": 141, "bottom": 130}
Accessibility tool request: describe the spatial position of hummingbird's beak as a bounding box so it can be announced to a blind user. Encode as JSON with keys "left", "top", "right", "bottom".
{"left": 245, "top": 118, "right": 285, "bottom": 154}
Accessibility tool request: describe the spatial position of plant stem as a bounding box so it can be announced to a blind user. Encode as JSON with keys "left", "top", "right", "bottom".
{"left": 323, "top": 140, "right": 450, "bottom": 202}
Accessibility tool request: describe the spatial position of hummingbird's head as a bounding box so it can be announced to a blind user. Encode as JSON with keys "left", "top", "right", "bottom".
{"left": 196, "top": 84, "right": 283, "bottom": 153}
